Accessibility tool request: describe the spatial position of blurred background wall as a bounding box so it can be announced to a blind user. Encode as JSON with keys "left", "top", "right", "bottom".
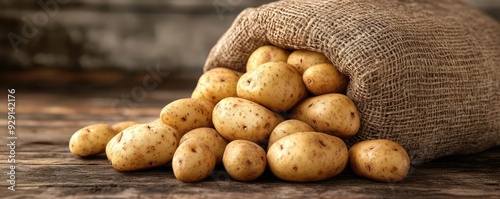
{"left": 1, "top": 0, "right": 276, "bottom": 72}
{"left": 0, "top": 0, "right": 499, "bottom": 87}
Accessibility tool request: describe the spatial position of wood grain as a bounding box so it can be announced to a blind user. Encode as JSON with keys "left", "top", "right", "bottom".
{"left": 0, "top": 89, "right": 499, "bottom": 198}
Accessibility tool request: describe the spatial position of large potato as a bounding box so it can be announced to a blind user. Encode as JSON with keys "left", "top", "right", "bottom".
{"left": 223, "top": 140, "right": 267, "bottom": 181}
{"left": 160, "top": 98, "right": 215, "bottom": 137}
{"left": 291, "top": 93, "right": 360, "bottom": 138}
{"left": 179, "top": 127, "right": 228, "bottom": 164}
{"left": 267, "top": 119, "right": 315, "bottom": 150}
{"left": 172, "top": 139, "right": 216, "bottom": 183}
{"left": 237, "top": 61, "right": 307, "bottom": 112}
{"left": 267, "top": 132, "right": 348, "bottom": 182}
{"left": 246, "top": 45, "right": 290, "bottom": 72}
{"left": 287, "top": 50, "right": 331, "bottom": 74}
{"left": 213, "top": 97, "right": 283, "bottom": 144}
{"left": 349, "top": 139, "right": 410, "bottom": 182}
{"left": 302, "top": 63, "right": 349, "bottom": 95}
{"left": 105, "top": 122, "right": 179, "bottom": 171}
{"left": 191, "top": 67, "right": 243, "bottom": 104}
{"left": 69, "top": 123, "right": 117, "bottom": 157}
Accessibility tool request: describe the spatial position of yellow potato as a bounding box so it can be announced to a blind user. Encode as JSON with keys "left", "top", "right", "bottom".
{"left": 237, "top": 61, "right": 307, "bottom": 112}
{"left": 111, "top": 121, "right": 138, "bottom": 133}
{"left": 191, "top": 67, "right": 243, "bottom": 104}
{"left": 69, "top": 123, "right": 117, "bottom": 157}
{"left": 105, "top": 122, "right": 179, "bottom": 171}
{"left": 349, "top": 139, "right": 411, "bottom": 182}
{"left": 179, "top": 127, "right": 228, "bottom": 164}
{"left": 172, "top": 139, "right": 216, "bottom": 183}
{"left": 302, "top": 63, "right": 349, "bottom": 95}
{"left": 160, "top": 98, "right": 215, "bottom": 137}
{"left": 287, "top": 49, "right": 331, "bottom": 74}
{"left": 267, "top": 119, "right": 315, "bottom": 150}
{"left": 223, "top": 140, "right": 267, "bottom": 181}
{"left": 291, "top": 93, "right": 360, "bottom": 138}
{"left": 246, "top": 45, "right": 290, "bottom": 72}
{"left": 267, "top": 132, "right": 348, "bottom": 182}
{"left": 212, "top": 97, "right": 283, "bottom": 144}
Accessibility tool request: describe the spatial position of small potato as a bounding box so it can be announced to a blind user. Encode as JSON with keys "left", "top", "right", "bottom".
{"left": 287, "top": 50, "right": 332, "bottom": 74}
{"left": 302, "top": 63, "right": 349, "bottom": 95}
{"left": 291, "top": 93, "right": 360, "bottom": 138}
{"left": 223, "top": 140, "right": 267, "bottom": 181}
{"left": 267, "top": 132, "right": 348, "bottom": 182}
{"left": 69, "top": 123, "right": 117, "bottom": 157}
{"left": 267, "top": 119, "right": 315, "bottom": 150}
{"left": 237, "top": 61, "right": 307, "bottom": 112}
{"left": 191, "top": 67, "right": 243, "bottom": 104}
{"left": 246, "top": 45, "right": 290, "bottom": 72}
{"left": 111, "top": 121, "right": 138, "bottom": 133}
{"left": 172, "top": 139, "right": 216, "bottom": 183}
{"left": 160, "top": 98, "right": 215, "bottom": 137}
{"left": 349, "top": 139, "right": 411, "bottom": 182}
{"left": 212, "top": 97, "right": 283, "bottom": 144}
{"left": 180, "top": 127, "right": 228, "bottom": 164}
{"left": 105, "top": 122, "right": 179, "bottom": 171}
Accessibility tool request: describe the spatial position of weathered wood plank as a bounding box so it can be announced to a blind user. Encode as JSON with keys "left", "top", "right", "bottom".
{"left": 3, "top": 159, "right": 499, "bottom": 199}
{"left": 2, "top": 125, "right": 499, "bottom": 198}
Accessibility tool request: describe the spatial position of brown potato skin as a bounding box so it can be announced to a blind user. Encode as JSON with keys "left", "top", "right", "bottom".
{"left": 349, "top": 139, "right": 411, "bottom": 182}
{"left": 212, "top": 97, "right": 283, "bottom": 144}
{"left": 172, "top": 139, "right": 216, "bottom": 183}
{"left": 302, "top": 63, "right": 349, "bottom": 95}
{"left": 287, "top": 50, "right": 331, "bottom": 74}
{"left": 237, "top": 61, "right": 307, "bottom": 112}
{"left": 267, "top": 132, "right": 348, "bottom": 182}
{"left": 291, "top": 93, "right": 360, "bottom": 138}
{"left": 192, "top": 67, "right": 243, "bottom": 104}
{"left": 160, "top": 98, "right": 215, "bottom": 137}
{"left": 180, "top": 127, "right": 228, "bottom": 164}
{"left": 246, "top": 45, "right": 290, "bottom": 72}
{"left": 267, "top": 119, "right": 315, "bottom": 150}
{"left": 223, "top": 140, "right": 267, "bottom": 181}
{"left": 69, "top": 123, "right": 117, "bottom": 157}
{"left": 106, "top": 122, "right": 179, "bottom": 172}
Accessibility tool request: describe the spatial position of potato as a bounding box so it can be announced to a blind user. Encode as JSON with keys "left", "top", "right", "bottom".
{"left": 291, "top": 93, "right": 360, "bottom": 138}
{"left": 212, "top": 97, "right": 283, "bottom": 144}
{"left": 111, "top": 121, "right": 138, "bottom": 133}
{"left": 172, "top": 139, "right": 216, "bottom": 182}
{"left": 302, "top": 63, "right": 349, "bottom": 95}
{"left": 105, "top": 122, "right": 179, "bottom": 171}
{"left": 69, "top": 123, "right": 117, "bottom": 157}
{"left": 223, "top": 140, "right": 267, "bottom": 181}
{"left": 160, "top": 98, "right": 215, "bottom": 137}
{"left": 179, "top": 127, "right": 228, "bottom": 164}
{"left": 349, "top": 139, "right": 410, "bottom": 182}
{"left": 246, "top": 45, "right": 290, "bottom": 72}
{"left": 267, "top": 119, "right": 315, "bottom": 150}
{"left": 287, "top": 49, "right": 331, "bottom": 74}
{"left": 267, "top": 132, "right": 348, "bottom": 182}
{"left": 191, "top": 67, "right": 243, "bottom": 104}
{"left": 237, "top": 61, "right": 307, "bottom": 112}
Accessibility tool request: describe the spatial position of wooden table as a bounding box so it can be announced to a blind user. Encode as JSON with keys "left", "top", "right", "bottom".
{"left": 1, "top": 82, "right": 499, "bottom": 198}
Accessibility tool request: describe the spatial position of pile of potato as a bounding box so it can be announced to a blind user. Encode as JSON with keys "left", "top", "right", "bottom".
{"left": 69, "top": 46, "right": 410, "bottom": 183}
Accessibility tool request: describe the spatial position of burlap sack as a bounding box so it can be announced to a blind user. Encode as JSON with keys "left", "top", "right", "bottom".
{"left": 204, "top": 0, "right": 500, "bottom": 164}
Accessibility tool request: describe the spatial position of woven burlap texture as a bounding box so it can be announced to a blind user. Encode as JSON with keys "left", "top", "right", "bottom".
{"left": 204, "top": 0, "right": 500, "bottom": 164}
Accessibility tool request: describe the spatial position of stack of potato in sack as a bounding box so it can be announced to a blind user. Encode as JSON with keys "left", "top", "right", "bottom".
{"left": 69, "top": 0, "right": 500, "bottom": 183}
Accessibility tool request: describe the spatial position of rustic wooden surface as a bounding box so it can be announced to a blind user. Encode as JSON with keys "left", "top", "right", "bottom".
{"left": 0, "top": 82, "right": 499, "bottom": 198}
